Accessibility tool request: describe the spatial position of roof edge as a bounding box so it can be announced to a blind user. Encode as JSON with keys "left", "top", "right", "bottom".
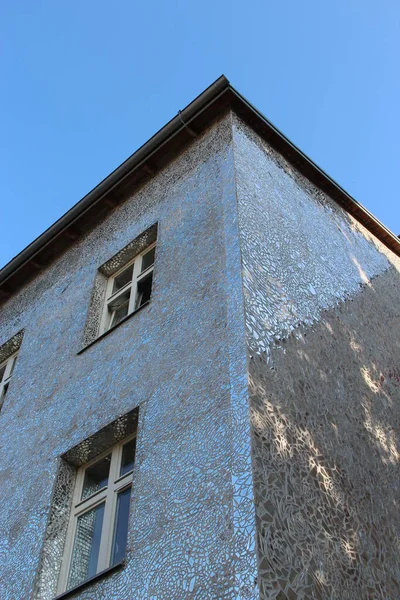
{"left": 230, "top": 87, "right": 400, "bottom": 254}
{"left": 1, "top": 75, "right": 399, "bottom": 299}
{"left": 0, "top": 75, "right": 231, "bottom": 291}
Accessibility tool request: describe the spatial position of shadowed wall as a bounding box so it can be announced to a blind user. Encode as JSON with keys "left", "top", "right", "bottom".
{"left": 233, "top": 116, "right": 400, "bottom": 599}
{"left": 234, "top": 119, "right": 400, "bottom": 600}
{"left": 250, "top": 269, "right": 400, "bottom": 599}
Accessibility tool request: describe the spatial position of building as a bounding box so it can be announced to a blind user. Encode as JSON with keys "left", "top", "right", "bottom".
{"left": 0, "top": 76, "right": 399, "bottom": 600}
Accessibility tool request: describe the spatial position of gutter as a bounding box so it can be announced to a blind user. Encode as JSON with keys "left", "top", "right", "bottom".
{"left": 0, "top": 75, "right": 231, "bottom": 289}
{"left": 1, "top": 75, "right": 399, "bottom": 299}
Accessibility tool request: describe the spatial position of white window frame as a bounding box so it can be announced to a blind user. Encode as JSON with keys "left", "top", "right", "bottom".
{"left": 57, "top": 434, "right": 136, "bottom": 594}
{"left": 99, "top": 242, "right": 156, "bottom": 336}
{"left": 0, "top": 351, "right": 18, "bottom": 409}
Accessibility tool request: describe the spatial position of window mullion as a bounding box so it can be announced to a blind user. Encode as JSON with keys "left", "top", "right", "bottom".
{"left": 73, "top": 489, "right": 109, "bottom": 515}
{"left": 129, "top": 259, "right": 141, "bottom": 313}
{"left": 99, "top": 277, "right": 115, "bottom": 335}
{"left": 109, "top": 445, "right": 121, "bottom": 486}
{"left": 96, "top": 487, "right": 114, "bottom": 572}
{"left": 114, "top": 471, "right": 134, "bottom": 489}
{"left": 104, "top": 442, "right": 125, "bottom": 565}
{"left": 106, "top": 281, "right": 133, "bottom": 303}
{"left": 136, "top": 264, "right": 154, "bottom": 283}
{"left": 97, "top": 446, "right": 120, "bottom": 571}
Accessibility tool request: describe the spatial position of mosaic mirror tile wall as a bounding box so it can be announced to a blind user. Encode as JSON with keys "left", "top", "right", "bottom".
{"left": 1, "top": 106, "right": 398, "bottom": 600}
{"left": 0, "top": 115, "right": 258, "bottom": 600}
{"left": 233, "top": 117, "right": 400, "bottom": 599}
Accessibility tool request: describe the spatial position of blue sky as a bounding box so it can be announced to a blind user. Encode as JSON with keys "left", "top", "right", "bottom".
{"left": 1, "top": 1, "right": 399, "bottom": 268}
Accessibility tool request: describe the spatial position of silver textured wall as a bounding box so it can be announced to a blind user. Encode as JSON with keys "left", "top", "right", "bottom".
{"left": 233, "top": 117, "right": 400, "bottom": 599}
{"left": 0, "top": 114, "right": 257, "bottom": 600}
{"left": 1, "top": 109, "right": 399, "bottom": 600}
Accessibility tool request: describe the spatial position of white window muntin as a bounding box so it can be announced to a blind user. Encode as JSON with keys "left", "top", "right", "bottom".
{"left": 99, "top": 243, "right": 156, "bottom": 335}
{"left": 57, "top": 434, "right": 135, "bottom": 594}
{"left": 0, "top": 351, "right": 18, "bottom": 408}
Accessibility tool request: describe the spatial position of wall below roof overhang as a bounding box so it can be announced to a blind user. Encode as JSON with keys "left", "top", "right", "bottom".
{"left": 1, "top": 78, "right": 399, "bottom": 303}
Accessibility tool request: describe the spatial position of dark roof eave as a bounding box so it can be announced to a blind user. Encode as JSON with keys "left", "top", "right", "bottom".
{"left": 1, "top": 76, "right": 399, "bottom": 300}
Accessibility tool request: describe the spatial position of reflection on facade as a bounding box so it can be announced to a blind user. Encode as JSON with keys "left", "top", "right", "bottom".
{"left": 0, "top": 78, "right": 399, "bottom": 599}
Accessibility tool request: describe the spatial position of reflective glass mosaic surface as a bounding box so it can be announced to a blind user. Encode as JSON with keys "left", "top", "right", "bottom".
{"left": 0, "top": 111, "right": 398, "bottom": 600}
{"left": 0, "top": 115, "right": 257, "bottom": 600}
{"left": 233, "top": 118, "right": 400, "bottom": 599}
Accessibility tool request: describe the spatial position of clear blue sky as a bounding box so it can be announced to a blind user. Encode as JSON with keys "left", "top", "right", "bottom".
{"left": 1, "top": 1, "right": 399, "bottom": 268}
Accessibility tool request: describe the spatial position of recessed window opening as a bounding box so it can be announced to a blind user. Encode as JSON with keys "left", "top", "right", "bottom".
{"left": 0, "top": 351, "right": 18, "bottom": 410}
{"left": 57, "top": 434, "right": 136, "bottom": 594}
{"left": 100, "top": 243, "right": 156, "bottom": 335}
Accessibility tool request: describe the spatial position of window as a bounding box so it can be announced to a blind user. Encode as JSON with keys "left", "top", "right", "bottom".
{"left": 57, "top": 435, "right": 136, "bottom": 595}
{"left": 81, "top": 224, "right": 157, "bottom": 349}
{"left": 99, "top": 243, "right": 156, "bottom": 334}
{"left": 34, "top": 409, "right": 138, "bottom": 600}
{"left": 0, "top": 351, "right": 18, "bottom": 410}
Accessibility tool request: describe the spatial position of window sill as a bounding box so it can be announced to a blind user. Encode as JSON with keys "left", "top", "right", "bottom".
{"left": 54, "top": 560, "right": 125, "bottom": 600}
{"left": 53, "top": 560, "right": 124, "bottom": 600}
{"left": 78, "top": 300, "right": 150, "bottom": 355}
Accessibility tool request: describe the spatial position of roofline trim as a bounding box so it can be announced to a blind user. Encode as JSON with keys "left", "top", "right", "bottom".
{"left": 0, "top": 76, "right": 231, "bottom": 287}
{"left": 1, "top": 75, "right": 399, "bottom": 296}
{"left": 230, "top": 87, "right": 400, "bottom": 251}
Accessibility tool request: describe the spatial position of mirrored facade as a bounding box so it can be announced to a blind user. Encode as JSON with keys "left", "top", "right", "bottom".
{"left": 0, "top": 85, "right": 399, "bottom": 600}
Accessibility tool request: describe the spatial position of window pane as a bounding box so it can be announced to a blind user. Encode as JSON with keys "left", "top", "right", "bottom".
{"left": 111, "top": 487, "right": 131, "bottom": 566}
{"left": 141, "top": 247, "right": 155, "bottom": 272}
{"left": 67, "top": 502, "right": 105, "bottom": 590}
{"left": 135, "top": 272, "right": 153, "bottom": 309}
{"left": 108, "top": 290, "right": 130, "bottom": 328}
{"left": 112, "top": 265, "right": 133, "bottom": 295}
{"left": 120, "top": 438, "right": 136, "bottom": 477}
{"left": 109, "top": 303, "right": 129, "bottom": 328}
{"left": 82, "top": 455, "right": 111, "bottom": 500}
